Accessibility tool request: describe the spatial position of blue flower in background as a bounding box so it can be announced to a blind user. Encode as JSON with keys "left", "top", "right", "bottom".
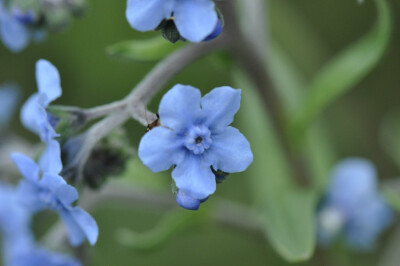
{"left": 11, "top": 148, "right": 99, "bottom": 247}
{"left": 317, "top": 158, "right": 394, "bottom": 250}
{"left": 138, "top": 85, "right": 253, "bottom": 210}
{"left": 0, "top": 182, "right": 81, "bottom": 266}
{"left": 21, "top": 59, "right": 62, "bottom": 143}
{"left": 0, "top": 84, "right": 20, "bottom": 131}
{"left": 0, "top": 0, "right": 29, "bottom": 52}
{"left": 126, "top": 0, "right": 220, "bottom": 42}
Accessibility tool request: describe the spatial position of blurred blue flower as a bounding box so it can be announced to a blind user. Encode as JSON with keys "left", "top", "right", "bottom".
{"left": 138, "top": 85, "right": 253, "bottom": 210}
{"left": 21, "top": 59, "right": 62, "bottom": 143}
{"left": 317, "top": 158, "right": 394, "bottom": 250}
{"left": 0, "top": 182, "right": 81, "bottom": 266}
{"left": 0, "top": 0, "right": 30, "bottom": 52}
{"left": 11, "top": 149, "right": 99, "bottom": 247}
{"left": 0, "top": 84, "right": 20, "bottom": 131}
{"left": 126, "top": 0, "right": 219, "bottom": 42}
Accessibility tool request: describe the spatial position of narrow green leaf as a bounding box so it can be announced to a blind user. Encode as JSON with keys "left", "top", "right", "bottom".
{"left": 235, "top": 69, "right": 315, "bottom": 262}
{"left": 268, "top": 40, "right": 336, "bottom": 194}
{"left": 115, "top": 209, "right": 208, "bottom": 251}
{"left": 290, "top": 0, "right": 391, "bottom": 140}
{"left": 107, "top": 36, "right": 184, "bottom": 62}
{"left": 380, "top": 109, "right": 400, "bottom": 170}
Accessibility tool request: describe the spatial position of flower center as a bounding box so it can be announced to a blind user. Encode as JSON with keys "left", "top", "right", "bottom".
{"left": 184, "top": 125, "right": 212, "bottom": 155}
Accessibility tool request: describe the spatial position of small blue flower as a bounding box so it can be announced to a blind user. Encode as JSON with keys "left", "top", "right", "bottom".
{"left": 21, "top": 59, "right": 62, "bottom": 143}
{"left": 126, "top": 0, "right": 219, "bottom": 42}
{"left": 0, "top": 0, "right": 30, "bottom": 52}
{"left": 138, "top": 84, "right": 253, "bottom": 210}
{"left": 11, "top": 149, "right": 99, "bottom": 247}
{"left": 317, "top": 158, "right": 394, "bottom": 250}
{"left": 0, "top": 84, "right": 20, "bottom": 131}
{"left": 0, "top": 182, "right": 81, "bottom": 266}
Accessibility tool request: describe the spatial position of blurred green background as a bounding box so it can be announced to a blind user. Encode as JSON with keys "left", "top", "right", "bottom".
{"left": 1, "top": 0, "right": 400, "bottom": 265}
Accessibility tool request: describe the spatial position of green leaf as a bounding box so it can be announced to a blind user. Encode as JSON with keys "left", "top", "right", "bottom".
{"left": 234, "top": 69, "right": 315, "bottom": 262}
{"left": 289, "top": 0, "right": 391, "bottom": 142}
{"left": 382, "top": 179, "right": 400, "bottom": 213}
{"left": 107, "top": 36, "right": 184, "bottom": 62}
{"left": 115, "top": 208, "right": 208, "bottom": 251}
{"left": 380, "top": 108, "right": 400, "bottom": 170}
{"left": 268, "top": 40, "right": 336, "bottom": 194}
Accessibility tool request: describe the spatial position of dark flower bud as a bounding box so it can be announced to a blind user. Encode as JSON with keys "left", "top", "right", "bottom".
{"left": 62, "top": 128, "right": 134, "bottom": 189}
{"left": 159, "top": 19, "right": 182, "bottom": 44}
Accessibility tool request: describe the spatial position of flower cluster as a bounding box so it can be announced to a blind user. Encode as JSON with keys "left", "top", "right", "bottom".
{"left": 138, "top": 84, "right": 253, "bottom": 210}
{"left": 317, "top": 158, "right": 394, "bottom": 250}
{"left": 0, "top": 59, "right": 98, "bottom": 264}
{"left": 0, "top": 0, "right": 87, "bottom": 52}
{"left": 0, "top": 183, "right": 81, "bottom": 266}
{"left": 126, "top": 0, "right": 222, "bottom": 43}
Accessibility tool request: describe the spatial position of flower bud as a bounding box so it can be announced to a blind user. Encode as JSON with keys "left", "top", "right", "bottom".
{"left": 46, "top": 105, "right": 87, "bottom": 140}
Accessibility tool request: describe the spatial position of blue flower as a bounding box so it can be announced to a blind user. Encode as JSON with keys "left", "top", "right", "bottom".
{"left": 0, "top": 0, "right": 30, "bottom": 52}
{"left": 0, "top": 182, "right": 81, "bottom": 266}
{"left": 11, "top": 149, "right": 99, "bottom": 247}
{"left": 317, "top": 158, "right": 394, "bottom": 250}
{"left": 126, "top": 0, "right": 219, "bottom": 42}
{"left": 21, "top": 59, "right": 62, "bottom": 143}
{"left": 138, "top": 85, "right": 253, "bottom": 210}
{"left": 0, "top": 84, "right": 20, "bottom": 131}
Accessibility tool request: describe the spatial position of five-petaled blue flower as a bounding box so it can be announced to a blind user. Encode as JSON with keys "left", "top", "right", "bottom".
{"left": 11, "top": 149, "right": 99, "bottom": 247}
{"left": 126, "top": 0, "right": 220, "bottom": 42}
{"left": 0, "top": 182, "right": 81, "bottom": 266}
{"left": 138, "top": 84, "right": 253, "bottom": 210}
{"left": 21, "top": 59, "right": 62, "bottom": 143}
{"left": 317, "top": 158, "right": 394, "bottom": 250}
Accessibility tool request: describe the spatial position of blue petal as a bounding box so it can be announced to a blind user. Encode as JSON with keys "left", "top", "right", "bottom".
{"left": 174, "top": 0, "right": 217, "bottom": 42}
{"left": 345, "top": 196, "right": 394, "bottom": 250}
{"left": 327, "top": 158, "right": 377, "bottom": 212}
{"left": 55, "top": 185, "right": 79, "bottom": 206}
{"left": 126, "top": 0, "right": 173, "bottom": 31}
{"left": 59, "top": 210, "right": 86, "bottom": 246}
{"left": 20, "top": 93, "right": 58, "bottom": 141}
{"left": 39, "top": 173, "right": 66, "bottom": 191}
{"left": 9, "top": 246, "right": 82, "bottom": 266}
{"left": 201, "top": 87, "right": 241, "bottom": 129}
{"left": 39, "top": 139, "right": 63, "bottom": 174}
{"left": 0, "top": 84, "right": 20, "bottom": 129}
{"left": 172, "top": 153, "right": 216, "bottom": 199}
{"left": 203, "top": 18, "right": 223, "bottom": 41}
{"left": 0, "top": 7, "right": 29, "bottom": 52}
{"left": 176, "top": 190, "right": 200, "bottom": 210}
{"left": 17, "top": 181, "right": 45, "bottom": 212}
{"left": 158, "top": 84, "right": 201, "bottom": 131}
{"left": 138, "top": 126, "right": 185, "bottom": 172}
{"left": 36, "top": 59, "right": 62, "bottom": 105}
{"left": 69, "top": 207, "right": 99, "bottom": 246}
{"left": 11, "top": 153, "right": 40, "bottom": 183}
{"left": 206, "top": 126, "right": 253, "bottom": 173}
